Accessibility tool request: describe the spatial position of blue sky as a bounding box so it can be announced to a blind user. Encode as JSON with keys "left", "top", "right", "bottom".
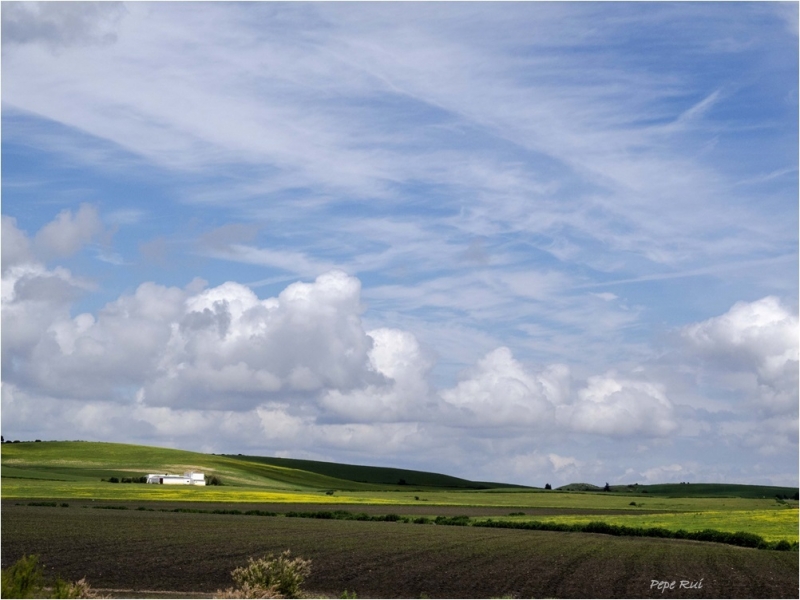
{"left": 2, "top": 2, "right": 798, "bottom": 486}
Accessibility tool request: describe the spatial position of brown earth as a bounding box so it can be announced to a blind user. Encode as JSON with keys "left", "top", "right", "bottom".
{"left": 2, "top": 502, "right": 797, "bottom": 599}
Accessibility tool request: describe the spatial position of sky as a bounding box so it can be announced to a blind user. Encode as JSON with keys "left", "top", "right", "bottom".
{"left": 1, "top": 2, "right": 798, "bottom": 487}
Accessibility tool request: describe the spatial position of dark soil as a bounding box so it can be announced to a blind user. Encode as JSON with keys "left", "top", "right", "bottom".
{"left": 2, "top": 502, "right": 797, "bottom": 598}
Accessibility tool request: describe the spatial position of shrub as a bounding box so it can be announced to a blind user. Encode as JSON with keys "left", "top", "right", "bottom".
{"left": 2, "top": 554, "right": 44, "bottom": 598}
{"left": 108, "top": 477, "right": 119, "bottom": 484}
{"left": 434, "top": 515, "right": 470, "bottom": 526}
{"left": 51, "top": 577, "right": 101, "bottom": 599}
{"left": 413, "top": 517, "right": 431, "bottom": 524}
{"left": 773, "top": 540, "right": 792, "bottom": 551}
{"left": 1, "top": 555, "right": 100, "bottom": 599}
{"left": 214, "top": 581, "right": 282, "bottom": 599}
{"left": 219, "top": 551, "right": 311, "bottom": 599}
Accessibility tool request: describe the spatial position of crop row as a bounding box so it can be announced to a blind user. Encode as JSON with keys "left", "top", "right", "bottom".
{"left": 77, "top": 503, "right": 797, "bottom": 551}
{"left": 4, "top": 502, "right": 798, "bottom": 598}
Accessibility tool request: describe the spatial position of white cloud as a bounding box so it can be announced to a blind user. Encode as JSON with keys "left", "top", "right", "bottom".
{"left": 562, "top": 374, "right": 678, "bottom": 437}
{"left": 320, "top": 327, "right": 432, "bottom": 422}
{"left": 1, "top": 216, "right": 34, "bottom": 272}
{"left": 141, "top": 270, "right": 382, "bottom": 409}
{"left": 682, "top": 296, "right": 798, "bottom": 413}
{"left": 439, "top": 346, "right": 677, "bottom": 438}
{"left": 33, "top": 203, "right": 104, "bottom": 260}
{"left": 640, "top": 463, "right": 688, "bottom": 484}
{"left": 440, "top": 347, "right": 565, "bottom": 427}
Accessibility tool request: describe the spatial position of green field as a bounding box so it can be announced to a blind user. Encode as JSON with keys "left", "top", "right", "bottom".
{"left": 2, "top": 440, "right": 798, "bottom": 543}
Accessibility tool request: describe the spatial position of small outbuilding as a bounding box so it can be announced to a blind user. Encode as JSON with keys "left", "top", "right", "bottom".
{"left": 146, "top": 471, "right": 206, "bottom": 486}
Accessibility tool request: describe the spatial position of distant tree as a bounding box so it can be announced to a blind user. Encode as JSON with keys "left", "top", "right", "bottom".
{"left": 544, "top": 483, "right": 552, "bottom": 490}
{"left": 397, "top": 478, "right": 407, "bottom": 486}
{"left": 603, "top": 482, "right": 611, "bottom": 492}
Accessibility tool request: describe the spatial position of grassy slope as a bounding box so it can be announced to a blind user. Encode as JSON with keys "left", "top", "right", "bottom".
{"left": 615, "top": 482, "right": 800, "bottom": 498}
{"left": 1, "top": 441, "right": 518, "bottom": 493}
{"left": 559, "top": 482, "right": 799, "bottom": 498}
{"left": 1, "top": 441, "right": 382, "bottom": 491}
{"left": 232, "top": 454, "right": 522, "bottom": 489}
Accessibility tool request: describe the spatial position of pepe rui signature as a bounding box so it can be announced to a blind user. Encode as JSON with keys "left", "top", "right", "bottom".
{"left": 651, "top": 579, "right": 703, "bottom": 592}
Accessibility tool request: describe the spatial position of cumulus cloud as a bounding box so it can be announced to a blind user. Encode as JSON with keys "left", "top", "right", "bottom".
{"left": 1, "top": 216, "right": 34, "bottom": 273}
{"left": 682, "top": 296, "right": 798, "bottom": 413}
{"left": 440, "top": 347, "right": 567, "bottom": 427}
{"left": 439, "top": 347, "right": 677, "bottom": 438}
{"left": 33, "top": 203, "right": 104, "bottom": 260}
{"left": 3, "top": 265, "right": 394, "bottom": 411}
{"left": 320, "top": 327, "right": 432, "bottom": 422}
{"left": 1, "top": 261, "right": 90, "bottom": 382}
{"left": 563, "top": 374, "right": 678, "bottom": 437}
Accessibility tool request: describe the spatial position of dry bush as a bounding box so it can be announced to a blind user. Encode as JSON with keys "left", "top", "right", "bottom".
{"left": 214, "top": 581, "right": 283, "bottom": 598}
{"left": 215, "top": 550, "right": 312, "bottom": 599}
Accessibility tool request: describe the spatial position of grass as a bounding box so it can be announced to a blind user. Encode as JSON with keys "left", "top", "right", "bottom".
{"left": 1, "top": 479, "right": 404, "bottom": 504}
{"left": 235, "top": 454, "right": 520, "bottom": 489}
{"left": 1, "top": 441, "right": 516, "bottom": 493}
{"left": 496, "top": 508, "right": 799, "bottom": 542}
{"left": 1, "top": 441, "right": 382, "bottom": 491}
{"left": 611, "top": 482, "right": 800, "bottom": 499}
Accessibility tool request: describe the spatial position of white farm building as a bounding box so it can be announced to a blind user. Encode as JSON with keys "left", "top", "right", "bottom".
{"left": 146, "top": 471, "right": 206, "bottom": 486}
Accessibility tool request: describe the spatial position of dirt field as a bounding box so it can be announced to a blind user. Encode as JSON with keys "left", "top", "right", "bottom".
{"left": 2, "top": 502, "right": 797, "bottom": 598}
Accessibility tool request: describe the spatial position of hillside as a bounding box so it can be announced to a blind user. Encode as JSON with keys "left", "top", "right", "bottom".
{"left": 558, "top": 481, "right": 799, "bottom": 499}
{"left": 228, "top": 454, "right": 523, "bottom": 489}
{"left": 0, "top": 441, "right": 519, "bottom": 492}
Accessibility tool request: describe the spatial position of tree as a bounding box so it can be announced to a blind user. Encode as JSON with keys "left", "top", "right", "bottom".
{"left": 603, "top": 482, "right": 611, "bottom": 492}
{"left": 544, "top": 483, "right": 552, "bottom": 490}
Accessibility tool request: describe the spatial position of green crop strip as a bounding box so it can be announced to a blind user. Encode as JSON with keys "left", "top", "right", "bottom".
{"left": 61, "top": 504, "right": 795, "bottom": 551}
{"left": 471, "top": 518, "right": 798, "bottom": 551}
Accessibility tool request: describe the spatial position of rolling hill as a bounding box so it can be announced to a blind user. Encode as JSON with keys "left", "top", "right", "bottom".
{"left": 0, "top": 440, "right": 520, "bottom": 492}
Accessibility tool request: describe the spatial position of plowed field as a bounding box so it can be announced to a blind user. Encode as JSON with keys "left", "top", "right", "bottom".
{"left": 2, "top": 502, "right": 797, "bottom": 598}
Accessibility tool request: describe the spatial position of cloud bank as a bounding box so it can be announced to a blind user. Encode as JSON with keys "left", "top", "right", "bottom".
{"left": 3, "top": 209, "right": 796, "bottom": 485}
